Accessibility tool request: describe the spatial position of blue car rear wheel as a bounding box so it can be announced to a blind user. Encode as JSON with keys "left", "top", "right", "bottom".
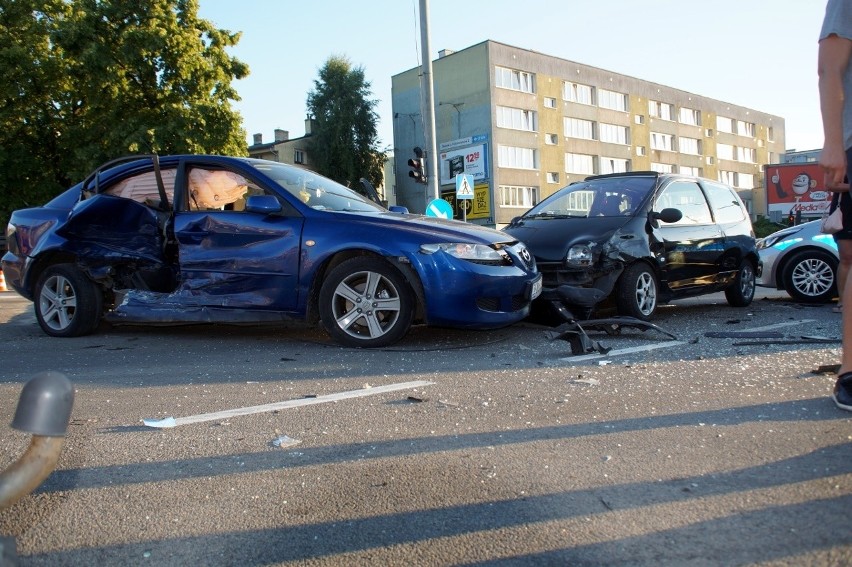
{"left": 34, "top": 264, "right": 103, "bottom": 337}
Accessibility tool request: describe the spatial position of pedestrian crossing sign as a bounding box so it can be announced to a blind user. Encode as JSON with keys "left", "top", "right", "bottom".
{"left": 456, "top": 174, "right": 474, "bottom": 199}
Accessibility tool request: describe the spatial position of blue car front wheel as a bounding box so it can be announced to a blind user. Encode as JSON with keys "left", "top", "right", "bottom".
{"left": 319, "top": 257, "right": 414, "bottom": 348}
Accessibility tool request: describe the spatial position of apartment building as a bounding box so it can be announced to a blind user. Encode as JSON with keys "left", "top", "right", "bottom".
{"left": 391, "top": 40, "right": 786, "bottom": 227}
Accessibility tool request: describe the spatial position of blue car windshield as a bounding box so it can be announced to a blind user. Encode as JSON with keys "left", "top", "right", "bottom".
{"left": 525, "top": 175, "right": 656, "bottom": 219}
{"left": 249, "top": 160, "right": 385, "bottom": 213}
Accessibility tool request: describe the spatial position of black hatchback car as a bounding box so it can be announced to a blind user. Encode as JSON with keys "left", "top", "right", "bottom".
{"left": 503, "top": 171, "right": 760, "bottom": 321}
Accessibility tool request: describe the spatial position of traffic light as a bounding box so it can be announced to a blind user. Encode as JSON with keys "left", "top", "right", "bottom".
{"left": 408, "top": 147, "right": 427, "bottom": 184}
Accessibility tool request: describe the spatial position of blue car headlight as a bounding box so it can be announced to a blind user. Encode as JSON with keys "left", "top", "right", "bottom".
{"left": 420, "top": 243, "right": 509, "bottom": 264}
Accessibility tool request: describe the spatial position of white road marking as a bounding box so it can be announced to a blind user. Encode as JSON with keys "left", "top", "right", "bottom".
{"left": 142, "top": 380, "right": 435, "bottom": 428}
{"left": 561, "top": 340, "right": 686, "bottom": 363}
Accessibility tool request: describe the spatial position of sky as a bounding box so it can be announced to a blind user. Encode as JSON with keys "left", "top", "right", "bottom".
{"left": 197, "top": 0, "right": 827, "bottom": 154}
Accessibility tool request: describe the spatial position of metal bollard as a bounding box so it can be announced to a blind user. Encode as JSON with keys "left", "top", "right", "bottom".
{"left": 0, "top": 371, "right": 74, "bottom": 510}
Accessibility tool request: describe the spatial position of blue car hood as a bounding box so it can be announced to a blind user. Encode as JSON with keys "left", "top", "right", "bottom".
{"left": 503, "top": 216, "right": 632, "bottom": 261}
{"left": 339, "top": 211, "right": 518, "bottom": 245}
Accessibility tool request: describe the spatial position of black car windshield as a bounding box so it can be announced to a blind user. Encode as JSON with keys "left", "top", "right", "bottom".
{"left": 525, "top": 175, "right": 656, "bottom": 219}
{"left": 249, "top": 160, "right": 385, "bottom": 213}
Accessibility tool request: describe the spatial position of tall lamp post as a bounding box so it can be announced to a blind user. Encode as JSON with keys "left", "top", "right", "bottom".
{"left": 418, "top": 0, "right": 439, "bottom": 207}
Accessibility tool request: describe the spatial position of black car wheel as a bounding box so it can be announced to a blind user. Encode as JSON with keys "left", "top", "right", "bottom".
{"left": 319, "top": 257, "right": 414, "bottom": 348}
{"left": 34, "top": 264, "right": 103, "bottom": 337}
{"left": 725, "top": 259, "right": 756, "bottom": 307}
{"left": 781, "top": 249, "right": 837, "bottom": 303}
{"left": 616, "top": 263, "right": 658, "bottom": 320}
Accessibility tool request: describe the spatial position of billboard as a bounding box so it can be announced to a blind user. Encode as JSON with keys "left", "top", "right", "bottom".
{"left": 765, "top": 163, "right": 830, "bottom": 218}
{"left": 438, "top": 135, "right": 489, "bottom": 186}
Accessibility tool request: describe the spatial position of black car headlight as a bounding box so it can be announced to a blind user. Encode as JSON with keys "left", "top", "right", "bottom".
{"left": 420, "top": 243, "right": 509, "bottom": 265}
{"left": 566, "top": 244, "right": 594, "bottom": 267}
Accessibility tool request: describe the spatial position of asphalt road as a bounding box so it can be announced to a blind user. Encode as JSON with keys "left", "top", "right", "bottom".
{"left": 0, "top": 288, "right": 850, "bottom": 566}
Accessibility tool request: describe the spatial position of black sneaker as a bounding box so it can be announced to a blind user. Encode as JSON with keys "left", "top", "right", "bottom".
{"left": 833, "top": 373, "right": 852, "bottom": 411}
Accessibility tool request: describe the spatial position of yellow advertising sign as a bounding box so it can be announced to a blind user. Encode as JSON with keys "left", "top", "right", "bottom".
{"left": 441, "top": 183, "right": 491, "bottom": 220}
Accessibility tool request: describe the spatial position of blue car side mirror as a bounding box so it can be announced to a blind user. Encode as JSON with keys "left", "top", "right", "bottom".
{"left": 245, "top": 195, "right": 283, "bottom": 214}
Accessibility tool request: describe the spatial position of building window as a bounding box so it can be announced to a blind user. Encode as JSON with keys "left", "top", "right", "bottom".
{"left": 716, "top": 116, "right": 733, "bottom": 134}
{"left": 717, "top": 143, "right": 734, "bottom": 160}
{"left": 650, "top": 162, "right": 674, "bottom": 173}
{"left": 649, "top": 100, "right": 674, "bottom": 121}
{"left": 496, "top": 105, "right": 538, "bottom": 132}
{"left": 679, "top": 107, "right": 701, "bottom": 126}
{"left": 294, "top": 150, "right": 304, "bottom": 164}
{"left": 544, "top": 97, "right": 557, "bottom": 109}
{"left": 679, "top": 165, "right": 702, "bottom": 176}
{"left": 495, "top": 66, "right": 535, "bottom": 93}
{"left": 563, "top": 81, "right": 593, "bottom": 105}
{"left": 768, "top": 126, "right": 775, "bottom": 141}
{"left": 635, "top": 114, "right": 645, "bottom": 124}
{"left": 565, "top": 152, "right": 595, "bottom": 175}
{"left": 650, "top": 132, "right": 674, "bottom": 151}
{"left": 564, "top": 117, "right": 595, "bottom": 140}
{"left": 599, "top": 123, "right": 629, "bottom": 145}
{"left": 705, "top": 128, "right": 714, "bottom": 137}
{"left": 497, "top": 145, "right": 537, "bottom": 169}
{"left": 706, "top": 156, "right": 715, "bottom": 165}
{"left": 736, "top": 120, "right": 755, "bottom": 137}
{"left": 737, "top": 146, "right": 756, "bottom": 163}
{"left": 679, "top": 137, "right": 701, "bottom": 155}
{"left": 636, "top": 146, "right": 646, "bottom": 156}
{"left": 499, "top": 185, "right": 538, "bottom": 208}
{"left": 545, "top": 133, "right": 558, "bottom": 145}
{"left": 598, "top": 88, "right": 627, "bottom": 111}
{"left": 718, "top": 170, "right": 754, "bottom": 188}
{"left": 547, "top": 172, "right": 560, "bottom": 184}
{"left": 599, "top": 156, "right": 630, "bottom": 174}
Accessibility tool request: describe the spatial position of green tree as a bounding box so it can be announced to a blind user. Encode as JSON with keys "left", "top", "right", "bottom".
{"left": 0, "top": 0, "right": 248, "bottom": 228}
{"left": 306, "top": 56, "right": 385, "bottom": 191}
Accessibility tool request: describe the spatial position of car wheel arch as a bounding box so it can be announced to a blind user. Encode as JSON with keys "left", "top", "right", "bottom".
{"left": 779, "top": 247, "right": 838, "bottom": 303}
{"left": 774, "top": 245, "right": 833, "bottom": 281}
{"left": 306, "top": 250, "right": 425, "bottom": 324}
{"left": 25, "top": 251, "right": 80, "bottom": 298}
{"left": 615, "top": 259, "right": 661, "bottom": 320}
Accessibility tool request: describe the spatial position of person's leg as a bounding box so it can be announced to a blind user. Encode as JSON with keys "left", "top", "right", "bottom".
{"left": 833, "top": 147, "right": 852, "bottom": 410}
{"left": 835, "top": 272, "right": 852, "bottom": 409}
{"left": 835, "top": 239, "right": 852, "bottom": 310}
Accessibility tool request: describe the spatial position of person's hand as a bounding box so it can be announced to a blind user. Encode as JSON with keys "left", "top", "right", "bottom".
{"left": 820, "top": 143, "right": 849, "bottom": 191}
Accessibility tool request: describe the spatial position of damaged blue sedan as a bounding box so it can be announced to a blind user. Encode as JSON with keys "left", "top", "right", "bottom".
{"left": 2, "top": 155, "right": 541, "bottom": 347}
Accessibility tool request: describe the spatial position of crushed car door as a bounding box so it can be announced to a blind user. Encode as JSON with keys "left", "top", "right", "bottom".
{"left": 650, "top": 180, "right": 726, "bottom": 292}
{"left": 172, "top": 163, "right": 304, "bottom": 311}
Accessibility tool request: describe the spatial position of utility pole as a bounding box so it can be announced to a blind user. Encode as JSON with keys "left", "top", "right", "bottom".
{"left": 418, "top": 0, "right": 439, "bottom": 206}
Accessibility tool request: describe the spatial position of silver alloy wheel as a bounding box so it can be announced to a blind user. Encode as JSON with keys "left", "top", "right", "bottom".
{"left": 739, "top": 262, "right": 756, "bottom": 298}
{"left": 635, "top": 271, "right": 657, "bottom": 316}
{"left": 38, "top": 274, "right": 78, "bottom": 332}
{"left": 790, "top": 257, "right": 834, "bottom": 298}
{"left": 330, "top": 269, "right": 402, "bottom": 341}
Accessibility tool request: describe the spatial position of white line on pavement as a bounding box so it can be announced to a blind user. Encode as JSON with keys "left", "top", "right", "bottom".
{"left": 561, "top": 340, "right": 686, "bottom": 363}
{"left": 142, "top": 380, "right": 435, "bottom": 428}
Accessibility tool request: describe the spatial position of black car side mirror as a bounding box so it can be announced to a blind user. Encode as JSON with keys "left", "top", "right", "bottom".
{"left": 652, "top": 208, "right": 683, "bottom": 224}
